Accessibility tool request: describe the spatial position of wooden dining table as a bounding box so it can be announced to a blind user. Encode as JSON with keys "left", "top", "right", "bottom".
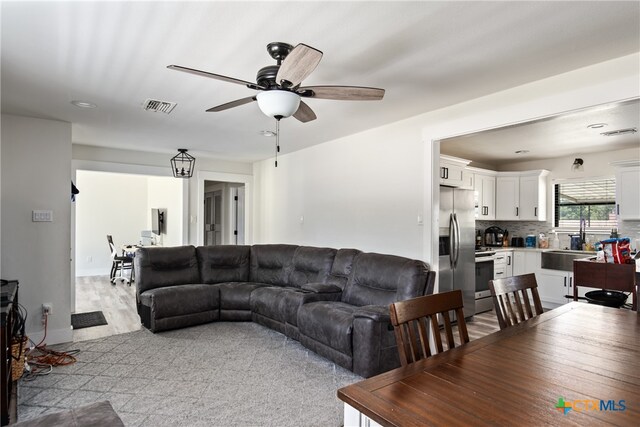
{"left": 338, "top": 302, "right": 640, "bottom": 426}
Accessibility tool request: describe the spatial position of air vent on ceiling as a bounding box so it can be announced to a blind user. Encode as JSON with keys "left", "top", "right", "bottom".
{"left": 142, "top": 98, "right": 177, "bottom": 114}
{"left": 600, "top": 127, "right": 637, "bottom": 137}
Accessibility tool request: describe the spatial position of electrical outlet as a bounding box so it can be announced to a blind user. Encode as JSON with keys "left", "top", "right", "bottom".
{"left": 86, "top": 256, "right": 93, "bottom": 263}
{"left": 42, "top": 303, "right": 52, "bottom": 315}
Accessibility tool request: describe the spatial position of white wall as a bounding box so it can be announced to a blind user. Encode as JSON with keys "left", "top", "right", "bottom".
{"left": 72, "top": 144, "right": 252, "bottom": 245}
{"left": 253, "top": 53, "right": 640, "bottom": 272}
{"left": 75, "top": 171, "right": 149, "bottom": 276}
{"left": 147, "top": 176, "right": 184, "bottom": 247}
{"left": 1, "top": 114, "right": 72, "bottom": 344}
{"left": 74, "top": 172, "right": 185, "bottom": 275}
{"left": 254, "top": 117, "right": 425, "bottom": 259}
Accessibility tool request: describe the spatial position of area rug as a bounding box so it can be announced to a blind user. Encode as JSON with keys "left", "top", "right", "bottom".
{"left": 17, "top": 321, "right": 362, "bottom": 426}
{"left": 71, "top": 311, "right": 108, "bottom": 330}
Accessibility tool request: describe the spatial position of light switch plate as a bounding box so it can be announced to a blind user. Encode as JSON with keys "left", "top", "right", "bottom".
{"left": 32, "top": 210, "right": 53, "bottom": 222}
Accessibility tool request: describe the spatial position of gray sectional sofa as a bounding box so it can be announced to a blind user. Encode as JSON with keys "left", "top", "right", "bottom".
{"left": 134, "top": 244, "right": 434, "bottom": 377}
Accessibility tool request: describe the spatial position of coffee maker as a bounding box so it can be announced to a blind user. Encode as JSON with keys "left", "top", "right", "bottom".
{"left": 484, "top": 226, "right": 506, "bottom": 247}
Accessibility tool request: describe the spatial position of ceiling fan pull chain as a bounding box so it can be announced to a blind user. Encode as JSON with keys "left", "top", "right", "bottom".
{"left": 275, "top": 119, "right": 278, "bottom": 167}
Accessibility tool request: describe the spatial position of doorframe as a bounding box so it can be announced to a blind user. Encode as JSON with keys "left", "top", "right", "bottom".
{"left": 70, "top": 160, "right": 189, "bottom": 312}
{"left": 196, "top": 171, "right": 252, "bottom": 246}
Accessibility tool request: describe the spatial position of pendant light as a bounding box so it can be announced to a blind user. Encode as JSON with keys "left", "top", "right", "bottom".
{"left": 171, "top": 149, "right": 195, "bottom": 178}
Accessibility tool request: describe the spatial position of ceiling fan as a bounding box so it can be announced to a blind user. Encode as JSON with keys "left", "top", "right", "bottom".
{"left": 167, "top": 42, "right": 385, "bottom": 123}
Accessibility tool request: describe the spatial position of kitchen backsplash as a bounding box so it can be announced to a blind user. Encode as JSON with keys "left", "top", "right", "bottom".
{"left": 476, "top": 219, "right": 640, "bottom": 251}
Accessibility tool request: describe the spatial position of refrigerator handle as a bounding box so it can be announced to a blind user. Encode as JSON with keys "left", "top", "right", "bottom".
{"left": 448, "top": 213, "right": 455, "bottom": 268}
{"left": 453, "top": 213, "right": 460, "bottom": 268}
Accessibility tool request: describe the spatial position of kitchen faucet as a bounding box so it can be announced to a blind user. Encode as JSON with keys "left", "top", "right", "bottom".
{"left": 579, "top": 218, "right": 586, "bottom": 249}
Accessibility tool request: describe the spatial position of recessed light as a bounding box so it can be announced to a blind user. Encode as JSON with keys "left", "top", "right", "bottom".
{"left": 515, "top": 150, "right": 529, "bottom": 154}
{"left": 587, "top": 123, "right": 607, "bottom": 129}
{"left": 71, "top": 100, "right": 97, "bottom": 108}
{"left": 259, "top": 130, "right": 277, "bottom": 137}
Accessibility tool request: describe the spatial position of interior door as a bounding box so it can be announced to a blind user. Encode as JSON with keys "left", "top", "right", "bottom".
{"left": 204, "top": 190, "right": 222, "bottom": 245}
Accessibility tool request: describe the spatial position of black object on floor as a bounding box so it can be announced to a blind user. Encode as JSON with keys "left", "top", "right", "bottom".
{"left": 71, "top": 311, "right": 108, "bottom": 329}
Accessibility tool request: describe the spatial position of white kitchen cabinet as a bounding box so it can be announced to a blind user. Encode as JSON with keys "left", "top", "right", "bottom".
{"left": 474, "top": 173, "right": 495, "bottom": 220}
{"left": 511, "top": 250, "right": 538, "bottom": 277}
{"left": 512, "top": 251, "right": 526, "bottom": 276}
{"left": 519, "top": 174, "right": 547, "bottom": 221}
{"left": 537, "top": 269, "right": 573, "bottom": 309}
{"left": 439, "top": 155, "right": 470, "bottom": 188}
{"left": 460, "top": 169, "right": 474, "bottom": 190}
{"left": 496, "top": 171, "right": 548, "bottom": 221}
{"left": 494, "top": 251, "right": 513, "bottom": 279}
{"left": 615, "top": 165, "right": 640, "bottom": 220}
{"left": 496, "top": 176, "right": 519, "bottom": 220}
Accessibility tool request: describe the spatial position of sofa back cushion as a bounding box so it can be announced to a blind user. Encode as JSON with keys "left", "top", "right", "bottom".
{"left": 135, "top": 245, "right": 200, "bottom": 293}
{"left": 341, "top": 252, "right": 429, "bottom": 307}
{"left": 287, "top": 246, "right": 337, "bottom": 288}
{"left": 326, "top": 248, "right": 361, "bottom": 289}
{"left": 250, "top": 244, "right": 298, "bottom": 285}
{"left": 196, "top": 245, "right": 250, "bottom": 284}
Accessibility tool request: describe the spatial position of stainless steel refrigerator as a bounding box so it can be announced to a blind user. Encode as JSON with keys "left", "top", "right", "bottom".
{"left": 439, "top": 186, "right": 476, "bottom": 318}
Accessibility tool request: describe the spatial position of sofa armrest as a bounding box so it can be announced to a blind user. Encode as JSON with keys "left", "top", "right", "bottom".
{"left": 353, "top": 305, "right": 390, "bottom": 323}
{"left": 300, "top": 282, "right": 342, "bottom": 294}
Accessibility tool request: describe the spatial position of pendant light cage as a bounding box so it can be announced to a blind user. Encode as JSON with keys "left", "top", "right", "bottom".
{"left": 171, "top": 149, "right": 195, "bottom": 178}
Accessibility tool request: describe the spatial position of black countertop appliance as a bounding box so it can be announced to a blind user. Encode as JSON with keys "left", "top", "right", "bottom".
{"left": 484, "top": 226, "right": 506, "bottom": 247}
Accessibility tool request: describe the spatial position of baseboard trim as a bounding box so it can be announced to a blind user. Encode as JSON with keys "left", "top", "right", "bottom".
{"left": 76, "top": 268, "right": 109, "bottom": 277}
{"left": 26, "top": 326, "right": 73, "bottom": 346}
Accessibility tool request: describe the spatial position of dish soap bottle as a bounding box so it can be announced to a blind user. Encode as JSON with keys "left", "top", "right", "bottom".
{"left": 552, "top": 232, "right": 560, "bottom": 249}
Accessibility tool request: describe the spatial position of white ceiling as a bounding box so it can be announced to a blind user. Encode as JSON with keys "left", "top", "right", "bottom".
{"left": 441, "top": 99, "right": 640, "bottom": 169}
{"left": 1, "top": 1, "right": 639, "bottom": 163}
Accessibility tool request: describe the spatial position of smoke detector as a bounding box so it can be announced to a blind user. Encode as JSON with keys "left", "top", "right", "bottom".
{"left": 142, "top": 98, "right": 177, "bottom": 114}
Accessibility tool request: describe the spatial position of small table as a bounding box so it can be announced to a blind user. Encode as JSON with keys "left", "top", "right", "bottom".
{"left": 120, "top": 244, "right": 139, "bottom": 258}
{"left": 338, "top": 302, "right": 640, "bottom": 426}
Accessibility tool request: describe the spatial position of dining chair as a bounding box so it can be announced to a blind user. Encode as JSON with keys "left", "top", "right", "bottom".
{"left": 489, "top": 273, "right": 544, "bottom": 330}
{"left": 390, "top": 289, "right": 469, "bottom": 366}
{"left": 107, "top": 235, "right": 133, "bottom": 285}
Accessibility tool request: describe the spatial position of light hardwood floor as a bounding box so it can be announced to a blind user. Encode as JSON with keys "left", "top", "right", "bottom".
{"left": 73, "top": 275, "right": 501, "bottom": 343}
{"left": 73, "top": 275, "right": 141, "bottom": 341}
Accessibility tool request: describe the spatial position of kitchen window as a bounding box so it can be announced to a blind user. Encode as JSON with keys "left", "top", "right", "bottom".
{"left": 554, "top": 178, "right": 617, "bottom": 231}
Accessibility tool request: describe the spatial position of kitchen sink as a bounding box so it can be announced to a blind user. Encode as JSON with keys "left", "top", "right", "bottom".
{"left": 541, "top": 250, "right": 596, "bottom": 271}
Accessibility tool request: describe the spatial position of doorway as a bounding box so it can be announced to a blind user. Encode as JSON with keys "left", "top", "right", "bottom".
{"left": 203, "top": 181, "right": 246, "bottom": 245}
{"left": 72, "top": 168, "right": 185, "bottom": 340}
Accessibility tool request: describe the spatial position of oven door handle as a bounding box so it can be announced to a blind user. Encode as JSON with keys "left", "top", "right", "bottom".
{"left": 475, "top": 257, "right": 495, "bottom": 263}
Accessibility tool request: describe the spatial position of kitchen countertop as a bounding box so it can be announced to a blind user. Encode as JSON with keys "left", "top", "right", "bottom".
{"left": 480, "top": 247, "right": 597, "bottom": 254}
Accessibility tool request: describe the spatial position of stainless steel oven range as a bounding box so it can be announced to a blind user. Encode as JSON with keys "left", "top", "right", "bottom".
{"left": 475, "top": 250, "right": 495, "bottom": 313}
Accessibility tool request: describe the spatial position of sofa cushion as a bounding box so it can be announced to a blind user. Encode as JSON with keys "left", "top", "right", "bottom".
{"left": 197, "top": 245, "right": 250, "bottom": 284}
{"left": 249, "top": 244, "right": 298, "bottom": 286}
{"left": 215, "top": 282, "right": 269, "bottom": 311}
{"left": 326, "top": 248, "right": 361, "bottom": 289}
{"left": 139, "top": 284, "right": 218, "bottom": 319}
{"left": 135, "top": 245, "right": 200, "bottom": 293}
{"left": 287, "top": 246, "right": 336, "bottom": 287}
{"left": 341, "top": 253, "right": 429, "bottom": 307}
{"left": 297, "top": 301, "right": 359, "bottom": 356}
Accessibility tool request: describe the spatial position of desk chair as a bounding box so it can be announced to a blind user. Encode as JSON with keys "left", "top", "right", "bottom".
{"left": 107, "top": 235, "right": 133, "bottom": 285}
{"left": 489, "top": 273, "right": 543, "bottom": 330}
{"left": 390, "top": 290, "right": 469, "bottom": 366}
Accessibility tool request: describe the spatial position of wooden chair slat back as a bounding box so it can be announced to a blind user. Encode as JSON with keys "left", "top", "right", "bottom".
{"left": 489, "top": 273, "right": 544, "bottom": 330}
{"left": 390, "top": 290, "right": 470, "bottom": 366}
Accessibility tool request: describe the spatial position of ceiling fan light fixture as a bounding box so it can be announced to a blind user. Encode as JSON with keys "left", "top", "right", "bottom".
{"left": 571, "top": 158, "right": 584, "bottom": 172}
{"left": 256, "top": 90, "right": 300, "bottom": 119}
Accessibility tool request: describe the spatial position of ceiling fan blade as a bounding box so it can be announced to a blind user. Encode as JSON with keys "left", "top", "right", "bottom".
{"left": 206, "top": 96, "right": 256, "bottom": 112}
{"left": 293, "top": 101, "right": 317, "bottom": 123}
{"left": 276, "top": 44, "right": 323, "bottom": 88}
{"left": 167, "top": 65, "right": 264, "bottom": 90}
{"left": 298, "top": 85, "right": 385, "bottom": 101}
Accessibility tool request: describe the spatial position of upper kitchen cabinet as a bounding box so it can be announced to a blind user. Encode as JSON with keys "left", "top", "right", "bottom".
{"left": 440, "top": 155, "right": 473, "bottom": 189}
{"left": 496, "top": 170, "right": 549, "bottom": 221}
{"left": 612, "top": 161, "right": 640, "bottom": 220}
{"left": 474, "top": 172, "right": 496, "bottom": 220}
